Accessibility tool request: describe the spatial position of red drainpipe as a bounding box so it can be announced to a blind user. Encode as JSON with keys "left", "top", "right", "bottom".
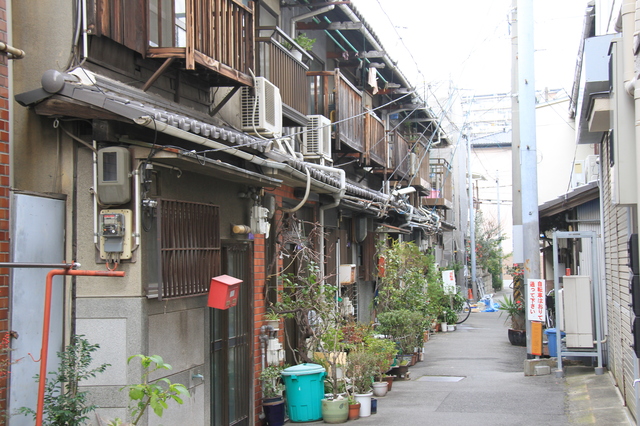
{"left": 35, "top": 268, "right": 125, "bottom": 426}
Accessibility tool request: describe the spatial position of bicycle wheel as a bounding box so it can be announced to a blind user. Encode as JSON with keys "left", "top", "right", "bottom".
{"left": 455, "top": 300, "right": 471, "bottom": 324}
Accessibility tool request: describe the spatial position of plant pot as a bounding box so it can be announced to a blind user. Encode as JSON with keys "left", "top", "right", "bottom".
{"left": 354, "top": 392, "right": 373, "bottom": 417}
{"left": 441, "top": 322, "right": 448, "bottom": 332}
{"left": 265, "top": 319, "right": 280, "bottom": 330}
{"left": 508, "top": 329, "right": 527, "bottom": 346}
{"left": 447, "top": 324, "right": 456, "bottom": 332}
{"left": 348, "top": 403, "right": 361, "bottom": 420}
{"left": 382, "top": 375, "right": 394, "bottom": 391}
{"left": 321, "top": 398, "right": 348, "bottom": 424}
{"left": 372, "top": 381, "right": 388, "bottom": 397}
{"left": 263, "top": 397, "right": 285, "bottom": 426}
{"left": 291, "top": 50, "right": 303, "bottom": 61}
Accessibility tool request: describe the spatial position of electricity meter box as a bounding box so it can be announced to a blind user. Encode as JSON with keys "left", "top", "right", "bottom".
{"left": 208, "top": 275, "right": 241, "bottom": 310}
{"left": 99, "top": 209, "right": 133, "bottom": 260}
{"left": 97, "top": 146, "right": 131, "bottom": 205}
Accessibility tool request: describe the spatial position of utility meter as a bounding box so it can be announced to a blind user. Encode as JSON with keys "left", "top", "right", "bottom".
{"left": 99, "top": 209, "right": 132, "bottom": 261}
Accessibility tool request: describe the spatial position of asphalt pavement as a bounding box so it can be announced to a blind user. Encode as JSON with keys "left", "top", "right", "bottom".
{"left": 347, "top": 290, "right": 634, "bottom": 426}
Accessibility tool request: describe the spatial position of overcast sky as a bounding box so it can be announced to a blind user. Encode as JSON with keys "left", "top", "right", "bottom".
{"left": 351, "top": 0, "right": 589, "bottom": 97}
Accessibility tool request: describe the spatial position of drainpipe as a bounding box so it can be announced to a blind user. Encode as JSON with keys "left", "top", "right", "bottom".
{"left": 92, "top": 141, "right": 98, "bottom": 247}
{"left": 290, "top": 4, "right": 335, "bottom": 37}
{"left": 311, "top": 164, "right": 345, "bottom": 281}
{"left": 0, "top": 262, "right": 127, "bottom": 426}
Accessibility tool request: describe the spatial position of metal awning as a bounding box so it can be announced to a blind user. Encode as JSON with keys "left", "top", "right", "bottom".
{"left": 538, "top": 181, "right": 599, "bottom": 217}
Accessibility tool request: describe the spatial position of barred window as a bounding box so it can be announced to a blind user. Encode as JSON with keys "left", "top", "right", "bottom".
{"left": 156, "top": 199, "right": 220, "bottom": 299}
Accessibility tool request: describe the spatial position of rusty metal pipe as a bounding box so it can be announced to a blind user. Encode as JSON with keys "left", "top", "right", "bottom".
{"left": 36, "top": 268, "right": 125, "bottom": 426}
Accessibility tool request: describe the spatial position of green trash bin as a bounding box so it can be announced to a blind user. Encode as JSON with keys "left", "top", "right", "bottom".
{"left": 281, "top": 363, "right": 326, "bottom": 422}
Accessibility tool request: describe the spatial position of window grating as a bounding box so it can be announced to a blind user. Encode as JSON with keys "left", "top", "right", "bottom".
{"left": 157, "top": 199, "right": 220, "bottom": 299}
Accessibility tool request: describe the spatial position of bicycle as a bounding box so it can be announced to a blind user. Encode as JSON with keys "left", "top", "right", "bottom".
{"left": 450, "top": 286, "right": 472, "bottom": 324}
{"left": 454, "top": 299, "right": 471, "bottom": 324}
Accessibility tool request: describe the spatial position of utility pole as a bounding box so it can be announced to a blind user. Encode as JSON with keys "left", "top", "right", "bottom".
{"left": 497, "top": 170, "right": 503, "bottom": 284}
{"left": 468, "top": 130, "right": 476, "bottom": 299}
{"left": 514, "top": 0, "right": 540, "bottom": 356}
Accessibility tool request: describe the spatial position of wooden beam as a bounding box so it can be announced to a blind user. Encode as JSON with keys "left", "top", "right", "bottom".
{"left": 142, "top": 57, "right": 175, "bottom": 92}
{"left": 296, "top": 22, "right": 362, "bottom": 31}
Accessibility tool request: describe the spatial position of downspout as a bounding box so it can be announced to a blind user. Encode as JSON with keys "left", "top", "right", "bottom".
{"left": 35, "top": 267, "right": 126, "bottom": 426}
{"left": 313, "top": 164, "right": 346, "bottom": 281}
{"left": 92, "top": 141, "right": 98, "bottom": 247}
{"left": 290, "top": 5, "right": 335, "bottom": 37}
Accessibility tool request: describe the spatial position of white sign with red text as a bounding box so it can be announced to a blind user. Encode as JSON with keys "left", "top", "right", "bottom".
{"left": 527, "top": 279, "right": 546, "bottom": 322}
{"left": 442, "top": 270, "right": 456, "bottom": 295}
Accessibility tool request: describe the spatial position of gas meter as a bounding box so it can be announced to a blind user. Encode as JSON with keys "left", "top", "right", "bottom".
{"left": 99, "top": 209, "right": 132, "bottom": 261}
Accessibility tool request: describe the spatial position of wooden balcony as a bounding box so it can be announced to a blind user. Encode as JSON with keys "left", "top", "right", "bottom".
{"left": 410, "top": 142, "right": 431, "bottom": 192}
{"left": 365, "top": 111, "right": 386, "bottom": 168}
{"left": 91, "top": 0, "right": 256, "bottom": 87}
{"left": 388, "top": 131, "right": 410, "bottom": 181}
{"left": 422, "top": 158, "right": 453, "bottom": 209}
{"left": 308, "top": 69, "right": 364, "bottom": 153}
{"left": 256, "top": 27, "right": 310, "bottom": 121}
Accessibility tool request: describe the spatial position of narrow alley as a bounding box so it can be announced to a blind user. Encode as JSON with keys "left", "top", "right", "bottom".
{"left": 349, "top": 289, "right": 631, "bottom": 426}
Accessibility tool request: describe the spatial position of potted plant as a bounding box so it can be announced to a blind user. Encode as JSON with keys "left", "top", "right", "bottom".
{"left": 443, "top": 308, "right": 458, "bottom": 331}
{"left": 346, "top": 348, "right": 377, "bottom": 417}
{"left": 347, "top": 394, "right": 360, "bottom": 420}
{"left": 498, "top": 294, "right": 526, "bottom": 346}
{"left": 260, "top": 365, "right": 286, "bottom": 426}
{"left": 364, "top": 334, "right": 397, "bottom": 395}
{"left": 264, "top": 310, "right": 281, "bottom": 331}
{"left": 272, "top": 253, "right": 348, "bottom": 423}
{"left": 283, "top": 33, "right": 316, "bottom": 60}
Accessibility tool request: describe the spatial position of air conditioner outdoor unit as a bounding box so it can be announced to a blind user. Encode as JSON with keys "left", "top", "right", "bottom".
{"left": 241, "top": 77, "right": 282, "bottom": 137}
{"left": 302, "top": 115, "right": 332, "bottom": 159}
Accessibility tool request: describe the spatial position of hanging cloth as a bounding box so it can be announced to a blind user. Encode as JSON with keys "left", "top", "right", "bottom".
{"left": 368, "top": 67, "right": 378, "bottom": 95}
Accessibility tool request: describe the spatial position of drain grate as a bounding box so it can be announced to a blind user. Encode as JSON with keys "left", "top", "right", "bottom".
{"left": 417, "top": 375, "right": 465, "bottom": 382}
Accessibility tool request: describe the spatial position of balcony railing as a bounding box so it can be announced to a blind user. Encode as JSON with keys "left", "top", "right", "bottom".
{"left": 410, "top": 142, "right": 431, "bottom": 192}
{"left": 308, "top": 69, "right": 364, "bottom": 153}
{"left": 365, "top": 111, "right": 386, "bottom": 167}
{"left": 422, "top": 158, "right": 453, "bottom": 209}
{"left": 388, "top": 131, "right": 410, "bottom": 180}
{"left": 256, "top": 26, "right": 310, "bottom": 117}
{"left": 144, "top": 0, "right": 255, "bottom": 86}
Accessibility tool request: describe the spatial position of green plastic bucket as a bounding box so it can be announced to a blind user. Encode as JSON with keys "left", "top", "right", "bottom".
{"left": 281, "top": 363, "right": 326, "bottom": 422}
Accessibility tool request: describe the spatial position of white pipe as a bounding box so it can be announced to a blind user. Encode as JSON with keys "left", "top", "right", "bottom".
{"left": 282, "top": 166, "right": 311, "bottom": 213}
{"left": 132, "top": 165, "right": 141, "bottom": 251}
{"left": 290, "top": 5, "right": 335, "bottom": 37}
{"left": 92, "top": 141, "right": 98, "bottom": 246}
{"left": 622, "top": 0, "right": 635, "bottom": 83}
{"left": 81, "top": 0, "right": 88, "bottom": 60}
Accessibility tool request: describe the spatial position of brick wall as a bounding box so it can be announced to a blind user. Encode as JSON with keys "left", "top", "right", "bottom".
{"left": 0, "top": 0, "right": 10, "bottom": 421}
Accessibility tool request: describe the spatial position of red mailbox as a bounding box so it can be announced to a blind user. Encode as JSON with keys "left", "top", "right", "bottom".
{"left": 207, "top": 275, "right": 242, "bottom": 309}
